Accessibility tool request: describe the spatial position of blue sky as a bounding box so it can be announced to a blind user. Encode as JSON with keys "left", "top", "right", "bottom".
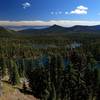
{"left": 1, "top": 0, "right": 100, "bottom": 26}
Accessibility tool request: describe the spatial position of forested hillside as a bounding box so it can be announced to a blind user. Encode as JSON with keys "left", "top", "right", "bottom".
{"left": 0, "top": 35, "right": 99, "bottom": 100}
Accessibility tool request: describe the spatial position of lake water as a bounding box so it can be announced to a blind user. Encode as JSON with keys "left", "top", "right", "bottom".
{"left": 32, "top": 42, "right": 100, "bottom": 68}
{"left": 33, "top": 42, "right": 81, "bottom": 49}
{"left": 38, "top": 55, "right": 100, "bottom": 68}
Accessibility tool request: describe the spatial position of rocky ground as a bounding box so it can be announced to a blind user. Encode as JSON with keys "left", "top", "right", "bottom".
{"left": 0, "top": 81, "right": 39, "bottom": 100}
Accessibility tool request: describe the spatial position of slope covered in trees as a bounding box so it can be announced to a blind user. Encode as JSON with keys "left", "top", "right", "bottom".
{"left": 0, "top": 35, "right": 99, "bottom": 100}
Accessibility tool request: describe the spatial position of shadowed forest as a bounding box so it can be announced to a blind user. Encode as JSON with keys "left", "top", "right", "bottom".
{"left": 0, "top": 34, "right": 99, "bottom": 100}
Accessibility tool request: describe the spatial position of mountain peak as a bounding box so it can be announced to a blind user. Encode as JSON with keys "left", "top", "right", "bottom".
{"left": 48, "top": 24, "right": 65, "bottom": 30}
{"left": 50, "top": 24, "right": 62, "bottom": 27}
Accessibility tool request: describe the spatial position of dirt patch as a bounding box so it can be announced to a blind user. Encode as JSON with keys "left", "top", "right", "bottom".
{"left": 1, "top": 90, "right": 38, "bottom": 100}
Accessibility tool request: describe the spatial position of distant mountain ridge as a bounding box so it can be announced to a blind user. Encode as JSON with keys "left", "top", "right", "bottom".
{"left": 0, "top": 25, "right": 100, "bottom": 37}
{"left": 18, "top": 24, "right": 100, "bottom": 37}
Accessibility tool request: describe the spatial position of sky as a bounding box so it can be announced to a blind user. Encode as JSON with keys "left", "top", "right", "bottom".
{"left": 1, "top": 0, "right": 100, "bottom": 27}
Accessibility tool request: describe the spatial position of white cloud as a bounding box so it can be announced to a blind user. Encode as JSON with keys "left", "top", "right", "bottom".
{"left": 77, "top": 6, "right": 88, "bottom": 10}
{"left": 65, "top": 12, "right": 68, "bottom": 14}
{"left": 50, "top": 6, "right": 88, "bottom": 15}
{"left": 22, "top": 2, "right": 31, "bottom": 9}
{"left": 51, "top": 12, "right": 54, "bottom": 15}
{"left": 51, "top": 11, "right": 62, "bottom": 15}
{"left": 58, "top": 11, "right": 62, "bottom": 14}
{"left": 51, "top": 11, "right": 69, "bottom": 15}
{"left": 98, "top": 13, "right": 100, "bottom": 15}
{"left": 0, "top": 20, "right": 100, "bottom": 27}
{"left": 70, "top": 5, "right": 88, "bottom": 15}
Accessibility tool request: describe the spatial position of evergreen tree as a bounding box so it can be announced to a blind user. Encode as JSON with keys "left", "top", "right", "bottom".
{"left": 9, "top": 59, "right": 20, "bottom": 85}
{"left": 0, "top": 66, "right": 2, "bottom": 96}
{"left": 0, "top": 56, "right": 7, "bottom": 78}
{"left": 69, "top": 51, "right": 88, "bottom": 100}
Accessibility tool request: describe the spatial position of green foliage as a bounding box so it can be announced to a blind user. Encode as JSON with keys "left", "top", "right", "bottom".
{"left": 9, "top": 59, "right": 20, "bottom": 85}
{"left": 26, "top": 52, "right": 99, "bottom": 100}
{"left": 0, "top": 36, "right": 99, "bottom": 99}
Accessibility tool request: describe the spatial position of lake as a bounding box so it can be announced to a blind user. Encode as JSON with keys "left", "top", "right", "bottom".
{"left": 32, "top": 42, "right": 81, "bottom": 49}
